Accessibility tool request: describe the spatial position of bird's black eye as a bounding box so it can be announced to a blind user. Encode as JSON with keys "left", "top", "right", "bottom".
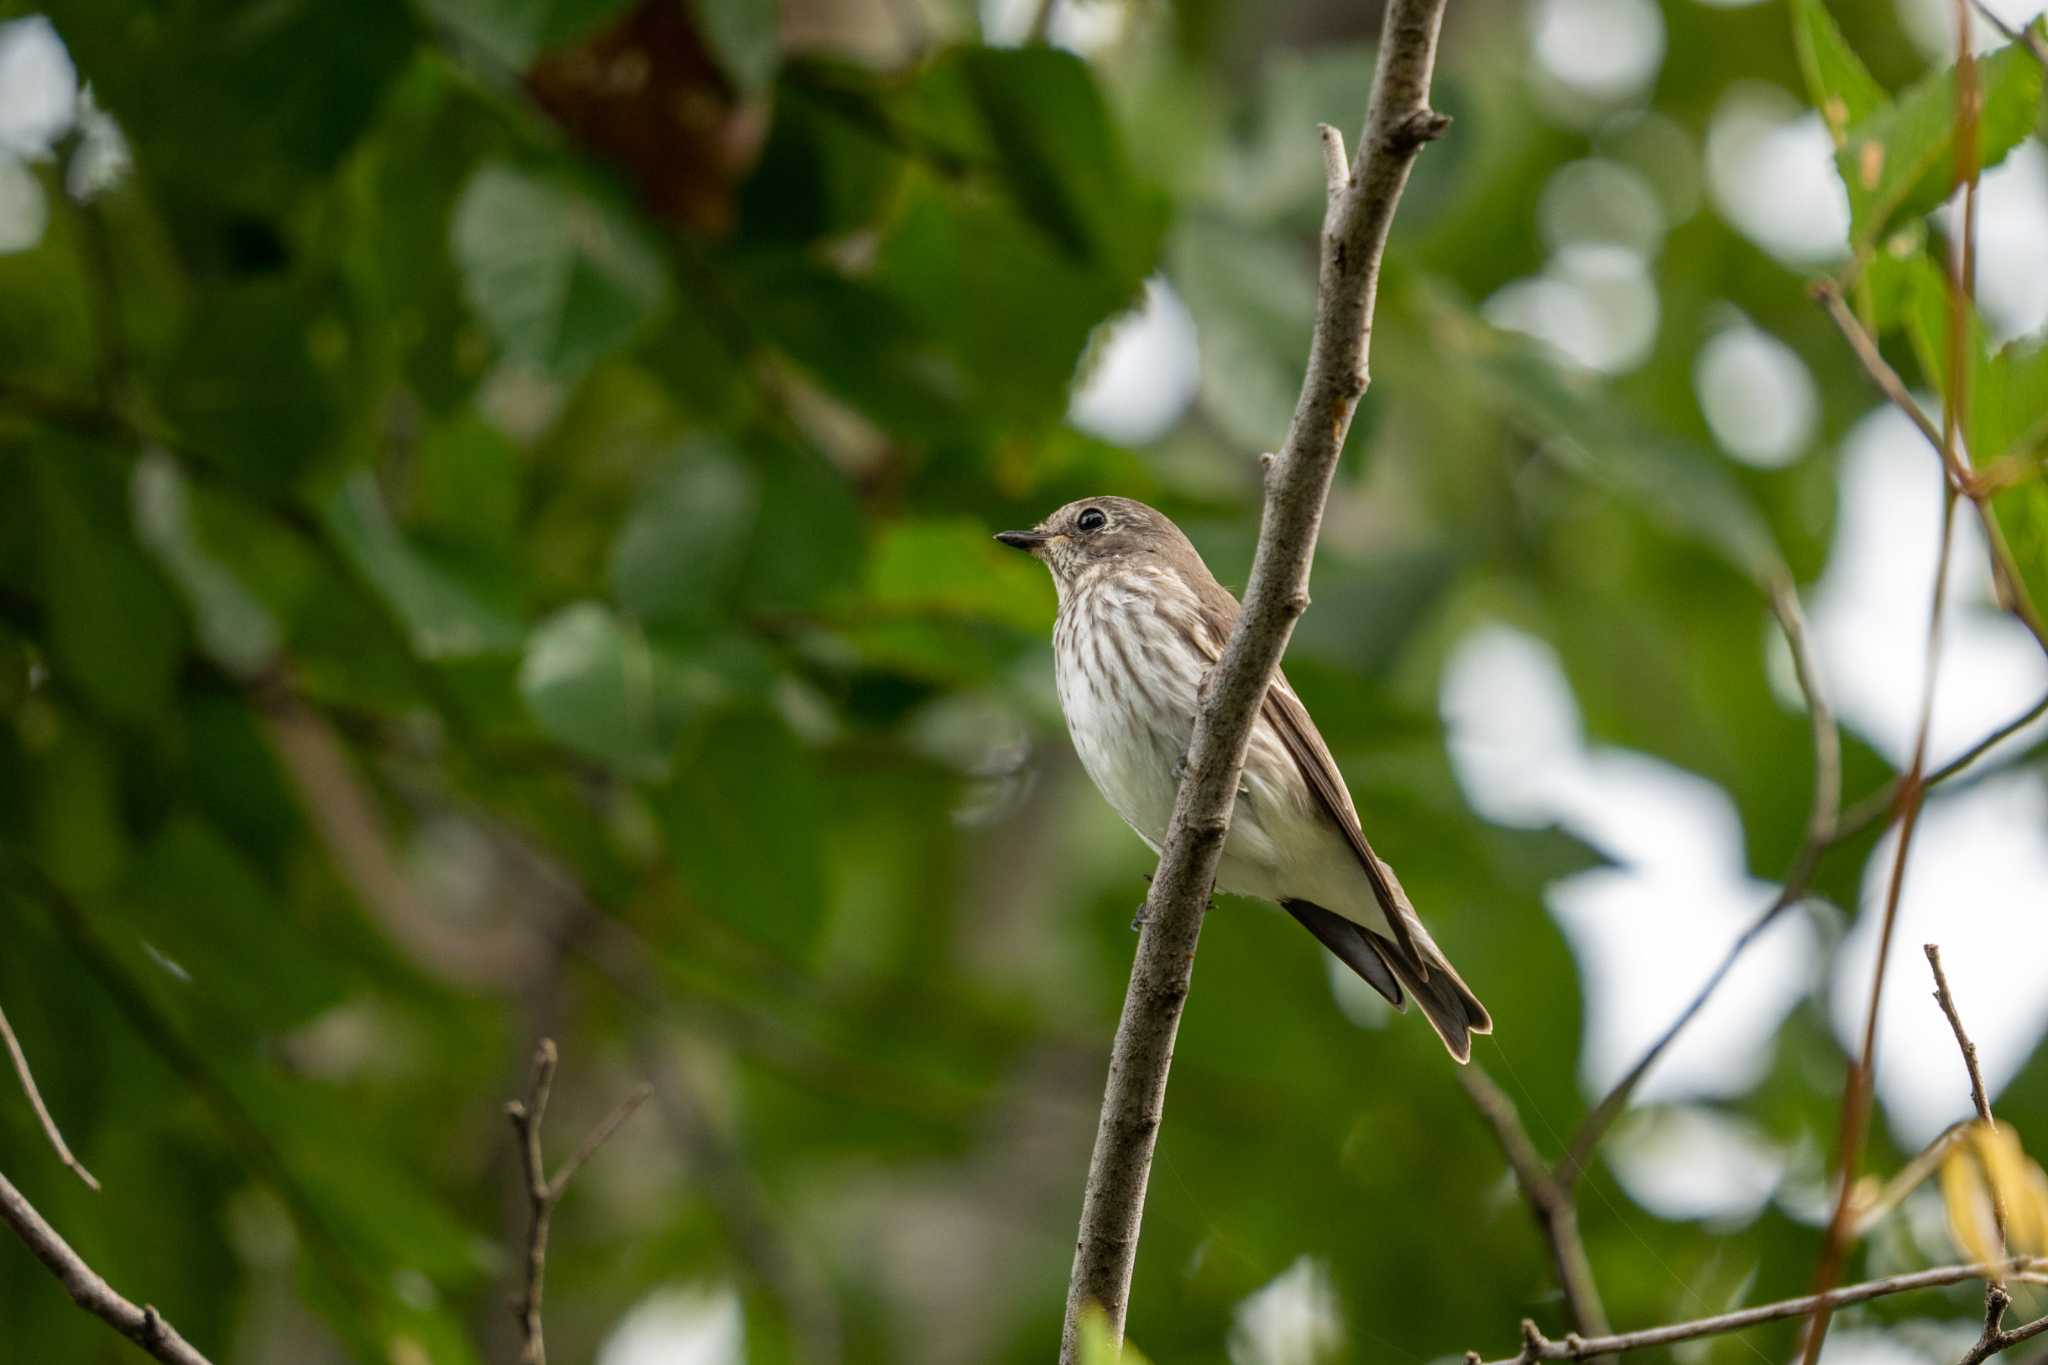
{"left": 1076, "top": 507, "right": 1108, "bottom": 532}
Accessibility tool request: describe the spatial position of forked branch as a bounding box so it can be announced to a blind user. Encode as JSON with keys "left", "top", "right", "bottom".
{"left": 507, "top": 1039, "right": 652, "bottom": 1365}
{"left": 1463, "top": 1259, "right": 2048, "bottom": 1364}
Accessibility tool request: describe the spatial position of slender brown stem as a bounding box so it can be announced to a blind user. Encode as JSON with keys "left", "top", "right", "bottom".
{"left": 0, "top": 1001, "right": 99, "bottom": 1190}
{"left": 1055, "top": 3, "right": 1454, "bottom": 1358}
{"left": 1927, "top": 944, "right": 1998, "bottom": 1130}
{"left": 1837, "top": 690, "right": 2048, "bottom": 839}
{"left": 1926, "top": 943, "right": 2009, "bottom": 1260}
{"left": 1463, "top": 1258, "right": 2048, "bottom": 1363}
{"left": 506, "top": 1039, "right": 651, "bottom": 1365}
{"left": 1811, "top": 284, "right": 2048, "bottom": 655}
{"left": 1559, "top": 580, "right": 1839, "bottom": 1181}
{"left": 0, "top": 1167, "right": 213, "bottom": 1364}
{"left": 1800, "top": 488, "right": 1957, "bottom": 1365}
{"left": 1459, "top": 1067, "right": 1612, "bottom": 1353}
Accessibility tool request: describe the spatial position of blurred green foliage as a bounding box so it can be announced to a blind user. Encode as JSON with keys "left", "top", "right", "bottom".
{"left": 0, "top": 0, "right": 2044, "bottom": 1363}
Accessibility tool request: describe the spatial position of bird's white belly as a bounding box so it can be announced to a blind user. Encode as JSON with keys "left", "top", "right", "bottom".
{"left": 1055, "top": 650, "right": 1363, "bottom": 916}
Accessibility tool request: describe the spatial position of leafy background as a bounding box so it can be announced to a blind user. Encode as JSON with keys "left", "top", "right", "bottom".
{"left": 0, "top": 0, "right": 2045, "bottom": 1362}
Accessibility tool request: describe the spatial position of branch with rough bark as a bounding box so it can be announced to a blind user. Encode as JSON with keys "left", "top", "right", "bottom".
{"left": 0, "top": 1167, "right": 213, "bottom": 1365}
{"left": 1056, "top": 1, "right": 1453, "bottom": 1356}
{"left": 507, "top": 1039, "right": 651, "bottom": 1365}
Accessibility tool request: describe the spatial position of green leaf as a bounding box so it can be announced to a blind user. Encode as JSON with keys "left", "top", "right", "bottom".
{"left": 609, "top": 441, "right": 759, "bottom": 627}
{"left": 417, "top": 0, "right": 634, "bottom": 68}
{"left": 31, "top": 452, "right": 185, "bottom": 721}
{"left": 741, "top": 71, "right": 905, "bottom": 245}
{"left": 323, "top": 470, "right": 522, "bottom": 659}
{"left": 1077, "top": 1304, "right": 1154, "bottom": 1365}
{"left": 1788, "top": 0, "right": 1888, "bottom": 146}
{"left": 451, "top": 163, "right": 670, "bottom": 378}
{"left": 156, "top": 278, "right": 350, "bottom": 494}
{"left": 518, "top": 601, "right": 708, "bottom": 776}
{"left": 693, "top": 0, "right": 780, "bottom": 93}
{"left": 1988, "top": 482, "right": 2048, "bottom": 638}
{"left": 1171, "top": 218, "right": 1316, "bottom": 451}
{"left": 31, "top": 723, "right": 128, "bottom": 897}
{"left": 864, "top": 518, "right": 1055, "bottom": 633}
{"left": 946, "top": 47, "right": 1163, "bottom": 279}
{"left": 115, "top": 816, "right": 349, "bottom": 1031}
{"left": 1979, "top": 339, "right": 2048, "bottom": 466}
{"left": 1463, "top": 331, "right": 1782, "bottom": 584}
{"left": 131, "top": 452, "right": 281, "bottom": 679}
{"left": 1837, "top": 39, "right": 2045, "bottom": 248}
{"left": 663, "top": 711, "right": 826, "bottom": 955}
{"left": 1899, "top": 253, "right": 2048, "bottom": 464}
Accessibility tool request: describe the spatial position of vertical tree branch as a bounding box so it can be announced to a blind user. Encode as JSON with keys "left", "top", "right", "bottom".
{"left": 1, "top": 1001, "right": 100, "bottom": 1190}
{"left": 0, "top": 1167, "right": 213, "bottom": 1365}
{"left": 1057, "top": 2, "right": 1453, "bottom": 1356}
{"left": 506, "top": 1039, "right": 652, "bottom": 1365}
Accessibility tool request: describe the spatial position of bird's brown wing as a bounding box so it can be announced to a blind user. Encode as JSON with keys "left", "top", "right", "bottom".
{"left": 1260, "top": 676, "right": 1428, "bottom": 975}
{"left": 1185, "top": 577, "right": 1429, "bottom": 975}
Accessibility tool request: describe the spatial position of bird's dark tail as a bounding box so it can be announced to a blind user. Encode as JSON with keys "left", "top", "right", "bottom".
{"left": 1375, "top": 932, "right": 1491, "bottom": 1064}
{"left": 1282, "top": 899, "right": 1490, "bottom": 1063}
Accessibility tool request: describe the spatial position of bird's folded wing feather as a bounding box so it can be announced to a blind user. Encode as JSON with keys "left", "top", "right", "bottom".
{"left": 1186, "top": 578, "right": 1429, "bottom": 974}
{"left": 1260, "top": 679, "right": 1427, "bottom": 974}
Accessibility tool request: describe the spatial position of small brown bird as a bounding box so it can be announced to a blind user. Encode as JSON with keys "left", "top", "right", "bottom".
{"left": 997, "top": 496, "right": 1490, "bottom": 1061}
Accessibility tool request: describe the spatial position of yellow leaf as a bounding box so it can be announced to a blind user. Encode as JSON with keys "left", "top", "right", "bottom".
{"left": 1077, "top": 1305, "right": 1154, "bottom": 1365}
{"left": 1942, "top": 1122, "right": 2048, "bottom": 1262}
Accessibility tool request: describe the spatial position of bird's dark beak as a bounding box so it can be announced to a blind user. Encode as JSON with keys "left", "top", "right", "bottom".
{"left": 994, "top": 529, "right": 1051, "bottom": 552}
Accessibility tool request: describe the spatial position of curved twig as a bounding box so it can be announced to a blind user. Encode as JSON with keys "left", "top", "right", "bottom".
{"left": 0, "top": 1168, "right": 212, "bottom": 1365}
{"left": 0, "top": 1001, "right": 99, "bottom": 1190}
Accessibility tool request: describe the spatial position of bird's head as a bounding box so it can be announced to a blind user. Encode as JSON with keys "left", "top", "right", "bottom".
{"left": 994, "top": 496, "right": 1197, "bottom": 593}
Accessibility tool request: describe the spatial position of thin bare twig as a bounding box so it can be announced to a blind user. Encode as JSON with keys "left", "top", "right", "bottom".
{"left": 1558, "top": 579, "right": 1839, "bottom": 1181}
{"left": 1959, "top": 1286, "right": 2048, "bottom": 1365}
{"left": 1837, "top": 689, "right": 2048, "bottom": 838}
{"left": 1969, "top": 2, "right": 2048, "bottom": 67}
{"left": 1804, "top": 24, "right": 1991, "bottom": 1349}
{"left": 1800, "top": 488, "right": 1959, "bottom": 1365}
{"left": 1927, "top": 944, "right": 1998, "bottom": 1131}
{"left": 1459, "top": 1066, "right": 1612, "bottom": 1352}
{"left": 1928, "top": 941, "right": 2021, "bottom": 1357}
{"left": 0, "top": 1167, "right": 212, "bottom": 1364}
{"left": 0, "top": 1001, "right": 99, "bottom": 1190}
{"left": 1463, "top": 1258, "right": 2048, "bottom": 1363}
{"left": 1056, "top": 2, "right": 1453, "bottom": 1358}
{"left": 1811, "top": 283, "right": 2048, "bottom": 655}
{"left": 507, "top": 1039, "right": 652, "bottom": 1365}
